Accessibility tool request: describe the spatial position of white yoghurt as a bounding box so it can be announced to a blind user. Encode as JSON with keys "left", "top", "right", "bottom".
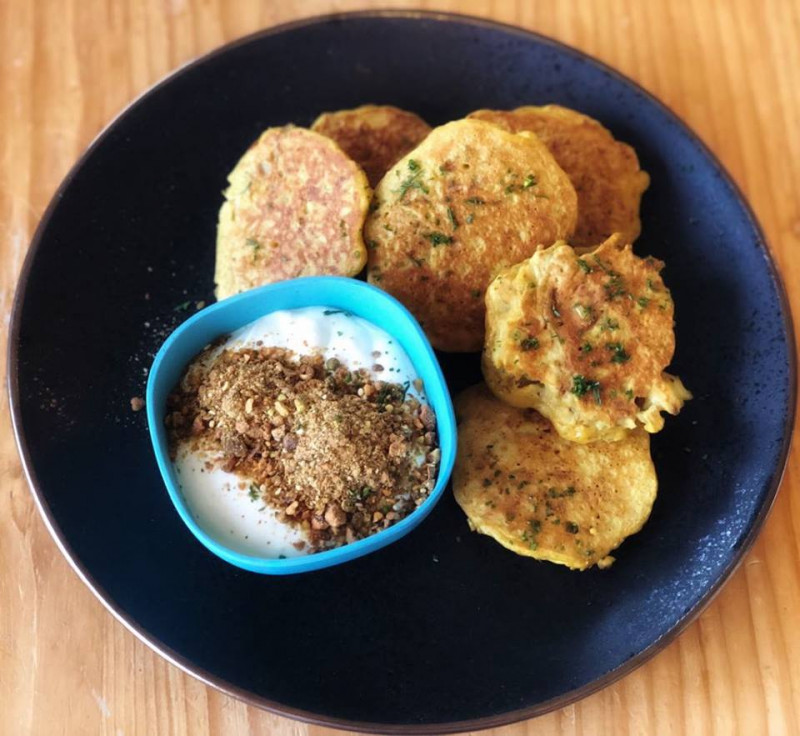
{"left": 173, "top": 306, "right": 425, "bottom": 558}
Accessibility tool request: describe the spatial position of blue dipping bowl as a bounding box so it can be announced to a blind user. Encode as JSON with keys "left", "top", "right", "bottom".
{"left": 146, "top": 276, "right": 457, "bottom": 574}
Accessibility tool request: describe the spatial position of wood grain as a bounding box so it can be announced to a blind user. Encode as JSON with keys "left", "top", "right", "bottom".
{"left": 2, "top": 1, "right": 799, "bottom": 734}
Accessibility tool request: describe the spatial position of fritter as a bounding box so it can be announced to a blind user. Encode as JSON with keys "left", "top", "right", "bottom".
{"left": 365, "top": 119, "right": 578, "bottom": 352}
{"left": 453, "top": 384, "right": 658, "bottom": 570}
{"left": 468, "top": 105, "right": 649, "bottom": 248}
{"left": 311, "top": 105, "right": 432, "bottom": 188}
{"left": 214, "top": 126, "right": 371, "bottom": 300}
{"left": 483, "top": 234, "right": 690, "bottom": 443}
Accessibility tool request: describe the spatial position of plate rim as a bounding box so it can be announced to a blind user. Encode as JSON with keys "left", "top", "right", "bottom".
{"left": 6, "top": 9, "right": 797, "bottom": 734}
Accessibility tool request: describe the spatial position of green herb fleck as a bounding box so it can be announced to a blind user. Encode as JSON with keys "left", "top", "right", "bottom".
{"left": 425, "top": 231, "right": 453, "bottom": 246}
{"left": 580, "top": 342, "right": 593, "bottom": 354}
{"left": 521, "top": 336, "right": 540, "bottom": 351}
{"left": 571, "top": 375, "right": 602, "bottom": 404}
{"left": 575, "top": 304, "right": 594, "bottom": 320}
{"left": 625, "top": 388, "right": 635, "bottom": 400}
{"left": 606, "top": 342, "right": 631, "bottom": 363}
{"left": 173, "top": 301, "right": 191, "bottom": 312}
{"left": 245, "top": 237, "right": 261, "bottom": 250}
{"left": 602, "top": 317, "right": 620, "bottom": 331}
{"left": 604, "top": 272, "right": 627, "bottom": 299}
{"left": 522, "top": 173, "right": 537, "bottom": 189}
{"left": 350, "top": 486, "right": 373, "bottom": 501}
{"left": 465, "top": 196, "right": 486, "bottom": 205}
{"left": 577, "top": 258, "right": 592, "bottom": 274}
{"left": 396, "top": 159, "right": 429, "bottom": 199}
{"left": 637, "top": 296, "right": 651, "bottom": 308}
{"left": 447, "top": 206, "right": 459, "bottom": 230}
{"left": 248, "top": 484, "right": 260, "bottom": 502}
{"left": 565, "top": 521, "right": 579, "bottom": 534}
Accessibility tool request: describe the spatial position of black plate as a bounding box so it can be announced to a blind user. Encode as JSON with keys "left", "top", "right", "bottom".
{"left": 8, "top": 11, "right": 796, "bottom": 733}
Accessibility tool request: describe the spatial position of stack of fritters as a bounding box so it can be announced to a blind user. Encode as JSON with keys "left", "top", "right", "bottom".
{"left": 212, "top": 102, "right": 689, "bottom": 569}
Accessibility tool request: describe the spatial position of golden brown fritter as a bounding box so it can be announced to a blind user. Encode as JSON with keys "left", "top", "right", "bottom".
{"left": 311, "top": 105, "right": 432, "bottom": 188}
{"left": 483, "top": 235, "right": 690, "bottom": 443}
{"left": 468, "top": 105, "right": 649, "bottom": 248}
{"left": 453, "top": 384, "right": 658, "bottom": 570}
{"left": 214, "top": 126, "right": 371, "bottom": 300}
{"left": 365, "top": 119, "right": 578, "bottom": 352}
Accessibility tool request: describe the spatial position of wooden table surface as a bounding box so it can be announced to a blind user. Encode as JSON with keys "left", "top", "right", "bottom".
{"left": 2, "top": 1, "right": 799, "bottom": 734}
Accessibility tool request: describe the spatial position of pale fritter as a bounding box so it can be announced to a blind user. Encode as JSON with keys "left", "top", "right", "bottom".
{"left": 214, "top": 126, "right": 371, "bottom": 300}
{"left": 483, "top": 235, "right": 690, "bottom": 443}
{"left": 468, "top": 105, "right": 649, "bottom": 248}
{"left": 365, "top": 119, "right": 578, "bottom": 352}
{"left": 453, "top": 384, "right": 657, "bottom": 570}
{"left": 311, "top": 105, "right": 432, "bottom": 188}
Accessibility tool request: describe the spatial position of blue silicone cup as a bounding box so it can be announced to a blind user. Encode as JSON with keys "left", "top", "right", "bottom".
{"left": 146, "top": 276, "right": 457, "bottom": 575}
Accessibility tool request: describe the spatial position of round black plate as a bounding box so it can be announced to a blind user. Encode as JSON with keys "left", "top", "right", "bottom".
{"left": 9, "top": 11, "right": 796, "bottom": 733}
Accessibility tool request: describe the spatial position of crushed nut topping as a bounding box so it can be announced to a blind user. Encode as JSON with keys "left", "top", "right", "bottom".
{"left": 165, "top": 346, "right": 439, "bottom": 551}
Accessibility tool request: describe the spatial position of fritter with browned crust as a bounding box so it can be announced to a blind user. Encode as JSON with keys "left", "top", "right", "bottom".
{"left": 365, "top": 119, "right": 578, "bottom": 352}
{"left": 469, "top": 105, "right": 649, "bottom": 248}
{"left": 215, "top": 126, "right": 371, "bottom": 300}
{"left": 483, "top": 234, "right": 690, "bottom": 442}
{"left": 453, "top": 384, "right": 658, "bottom": 570}
{"left": 312, "top": 105, "right": 431, "bottom": 188}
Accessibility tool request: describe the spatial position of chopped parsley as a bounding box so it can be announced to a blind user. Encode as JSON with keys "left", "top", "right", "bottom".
{"left": 425, "top": 231, "right": 453, "bottom": 246}
{"left": 350, "top": 486, "right": 374, "bottom": 501}
{"left": 637, "top": 296, "right": 651, "bottom": 308}
{"left": 571, "top": 375, "right": 602, "bottom": 404}
{"left": 447, "top": 206, "right": 459, "bottom": 230}
{"left": 602, "top": 317, "right": 620, "bottom": 331}
{"left": 576, "top": 258, "right": 592, "bottom": 274}
{"left": 520, "top": 336, "right": 540, "bottom": 351}
{"left": 579, "top": 342, "right": 593, "bottom": 354}
{"left": 547, "top": 486, "right": 577, "bottom": 499}
{"left": 624, "top": 388, "right": 635, "bottom": 400}
{"left": 396, "top": 159, "right": 429, "bottom": 199}
{"left": 606, "top": 342, "right": 631, "bottom": 363}
{"left": 604, "top": 272, "right": 627, "bottom": 299}
{"left": 522, "top": 173, "right": 537, "bottom": 189}
{"left": 248, "top": 484, "right": 260, "bottom": 502}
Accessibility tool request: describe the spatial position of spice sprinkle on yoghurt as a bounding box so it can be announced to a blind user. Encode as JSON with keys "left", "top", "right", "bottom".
{"left": 165, "top": 307, "right": 440, "bottom": 556}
